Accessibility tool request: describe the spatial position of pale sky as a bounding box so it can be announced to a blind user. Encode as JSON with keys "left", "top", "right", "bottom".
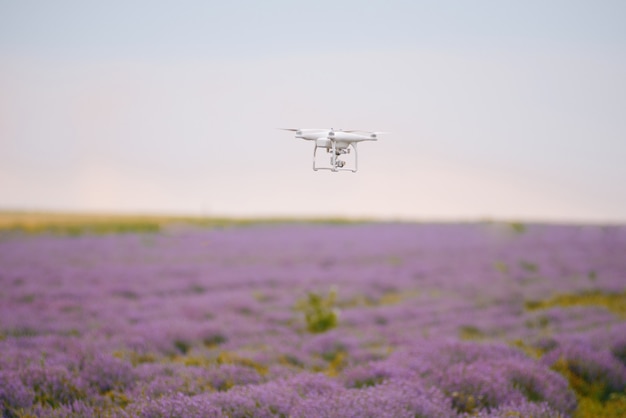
{"left": 1, "top": 1, "right": 625, "bottom": 222}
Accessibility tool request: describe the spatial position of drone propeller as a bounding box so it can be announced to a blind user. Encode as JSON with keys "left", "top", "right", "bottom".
{"left": 344, "top": 130, "right": 390, "bottom": 134}
{"left": 278, "top": 128, "right": 333, "bottom": 132}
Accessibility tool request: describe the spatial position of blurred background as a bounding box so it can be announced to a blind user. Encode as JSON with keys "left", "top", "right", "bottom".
{"left": 1, "top": 1, "right": 625, "bottom": 223}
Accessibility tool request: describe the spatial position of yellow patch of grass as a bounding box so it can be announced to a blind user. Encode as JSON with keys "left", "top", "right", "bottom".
{"left": 458, "top": 325, "right": 487, "bottom": 341}
{"left": 216, "top": 351, "right": 269, "bottom": 375}
{"left": 508, "top": 339, "right": 544, "bottom": 359}
{"left": 575, "top": 393, "right": 626, "bottom": 418}
{"left": 338, "top": 289, "right": 421, "bottom": 309}
{"left": 0, "top": 211, "right": 368, "bottom": 235}
{"left": 324, "top": 351, "right": 347, "bottom": 377}
{"left": 525, "top": 290, "right": 626, "bottom": 318}
{"left": 0, "top": 212, "right": 168, "bottom": 234}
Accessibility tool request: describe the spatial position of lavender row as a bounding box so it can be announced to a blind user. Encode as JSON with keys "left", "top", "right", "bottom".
{"left": 1, "top": 222, "right": 625, "bottom": 416}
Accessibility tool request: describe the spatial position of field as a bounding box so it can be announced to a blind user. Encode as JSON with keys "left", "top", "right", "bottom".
{"left": 1, "top": 215, "right": 626, "bottom": 417}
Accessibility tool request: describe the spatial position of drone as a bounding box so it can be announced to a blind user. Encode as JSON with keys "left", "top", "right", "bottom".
{"left": 280, "top": 128, "right": 383, "bottom": 172}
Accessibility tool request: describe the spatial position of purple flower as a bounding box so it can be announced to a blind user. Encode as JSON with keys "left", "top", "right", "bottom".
{"left": 23, "top": 400, "right": 99, "bottom": 418}
{"left": 470, "top": 400, "right": 568, "bottom": 418}
{"left": 1, "top": 223, "right": 625, "bottom": 416}
{"left": 20, "top": 365, "right": 87, "bottom": 407}
{"left": 0, "top": 371, "right": 35, "bottom": 416}
{"left": 81, "top": 353, "right": 135, "bottom": 393}
{"left": 131, "top": 393, "right": 223, "bottom": 418}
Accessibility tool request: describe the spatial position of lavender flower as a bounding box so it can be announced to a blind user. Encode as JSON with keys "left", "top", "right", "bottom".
{"left": 1, "top": 222, "right": 625, "bottom": 416}
{"left": 130, "top": 393, "right": 223, "bottom": 418}
{"left": 0, "top": 370, "right": 35, "bottom": 417}
{"left": 20, "top": 365, "right": 87, "bottom": 407}
{"left": 81, "top": 353, "right": 135, "bottom": 393}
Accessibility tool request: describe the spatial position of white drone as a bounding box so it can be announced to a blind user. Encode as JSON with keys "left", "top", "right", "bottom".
{"left": 281, "top": 128, "right": 383, "bottom": 172}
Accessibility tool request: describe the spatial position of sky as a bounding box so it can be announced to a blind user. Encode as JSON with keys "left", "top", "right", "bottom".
{"left": 1, "top": 1, "right": 625, "bottom": 222}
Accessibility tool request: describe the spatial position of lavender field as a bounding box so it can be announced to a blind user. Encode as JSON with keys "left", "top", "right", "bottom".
{"left": 1, "top": 221, "right": 626, "bottom": 417}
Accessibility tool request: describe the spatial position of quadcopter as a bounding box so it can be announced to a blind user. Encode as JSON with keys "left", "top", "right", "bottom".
{"left": 280, "top": 128, "right": 383, "bottom": 172}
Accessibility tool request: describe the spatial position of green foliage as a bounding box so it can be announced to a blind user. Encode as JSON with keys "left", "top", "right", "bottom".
{"left": 524, "top": 315, "right": 550, "bottom": 329}
{"left": 493, "top": 261, "right": 509, "bottom": 274}
{"left": 5, "top": 327, "right": 39, "bottom": 338}
{"left": 6, "top": 220, "right": 161, "bottom": 236}
{"left": 510, "top": 222, "right": 527, "bottom": 234}
{"left": 450, "top": 391, "right": 482, "bottom": 414}
{"left": 519, "top": 260, "right": 539, "bottom": 273}
{"left": 18, "top": 294, "right": 36, "bottom": 303}
{"left": 458, "top": 325, "right": 486, "bottom": 340}
{"left": 550, "top": 356, "right": 613, "bottom": 403}
{"left": 202, "top": 333, "right": 227, "bottom": 347}
{"left": 173, "top": 339, "right": 191, "bottom": 355}
{"left": 525, "top": 290, "right": 626, "bottom": 318}
{"left": 509, "top": 339, "right": 545, "bottom": 359}
{"left": 575, "top": 393, "right": 626, "bottom": 418}
{"left": 189, "top": 284, "right": 207, "bottom": 294}
{"left": 105, "top": 390, "right": 132, "bottom": 408}
{"left": 387, "top": 256, "right": 403, "bottom": 266}
{"left": 0, "top": 211, "right": 371, "bottom": 236}
{"left": 296, "top": 287, "right": 339, "bottom": 333}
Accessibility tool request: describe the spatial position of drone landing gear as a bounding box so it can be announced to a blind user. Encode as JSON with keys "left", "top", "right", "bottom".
{"left": 313, "top": 141, "right": 358, "bottom": 172}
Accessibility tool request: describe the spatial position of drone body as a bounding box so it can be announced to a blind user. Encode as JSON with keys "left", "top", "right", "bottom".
{"left": 281, "top": 128, "right": 381, "bottom": 172}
